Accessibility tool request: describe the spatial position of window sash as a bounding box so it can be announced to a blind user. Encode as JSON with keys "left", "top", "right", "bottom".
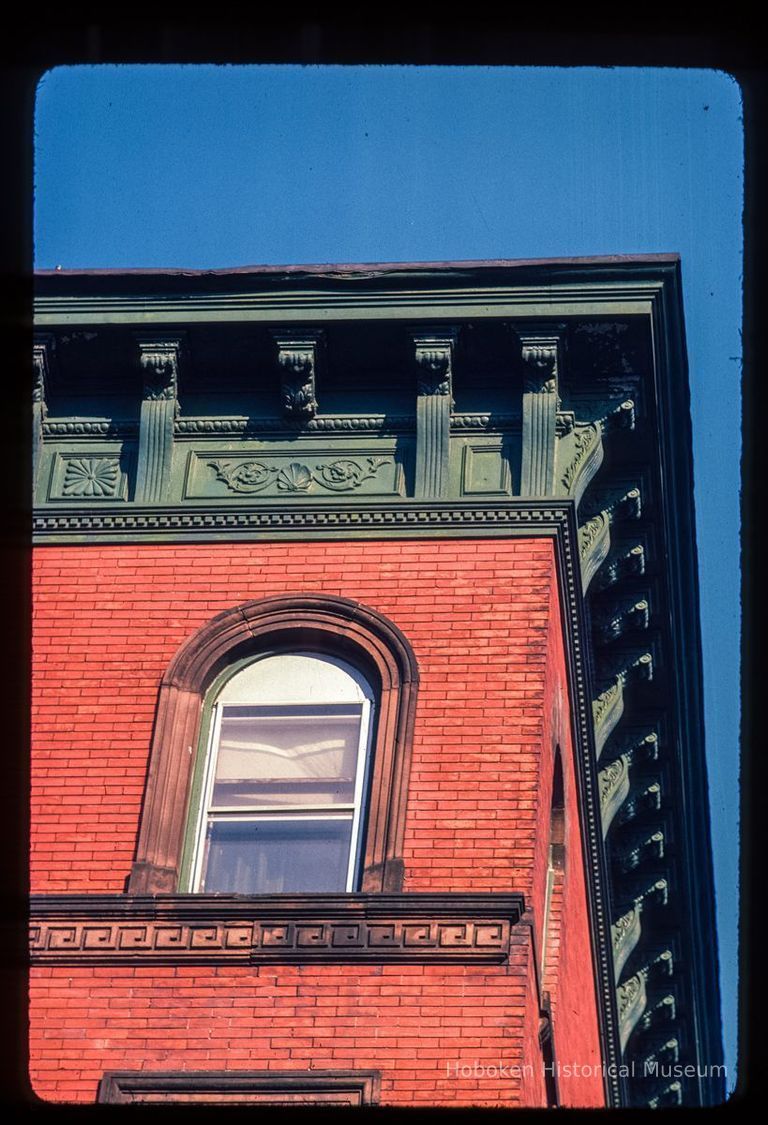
{"left": 190, "top": 695, "right": 373, "bottom": 894}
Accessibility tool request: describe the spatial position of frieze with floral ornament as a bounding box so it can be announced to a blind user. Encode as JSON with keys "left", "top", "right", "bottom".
{"left": 208, "top": 456, "right": 392, "bottom": 495}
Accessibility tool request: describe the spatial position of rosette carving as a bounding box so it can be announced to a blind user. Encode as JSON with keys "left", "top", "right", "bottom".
{"left": 209, "top": 460, "right": 276, "bottom": 493}
{"left": 62, "top": 457, "right": 121, "bottom": 499}
{"left": 315, "top": 457, "right": 390, "bottom": 491}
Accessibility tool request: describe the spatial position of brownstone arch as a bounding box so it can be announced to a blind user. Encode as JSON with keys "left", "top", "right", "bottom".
{"left": 128, "top": 593, "right": 420, "bottom": 894}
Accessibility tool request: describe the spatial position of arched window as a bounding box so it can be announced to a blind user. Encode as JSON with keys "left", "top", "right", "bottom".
{"left": 184, "top": 652, "right": 376, "bottom": 894}
{"left": 128, "top": 595, "right": 419, "bottom": 896}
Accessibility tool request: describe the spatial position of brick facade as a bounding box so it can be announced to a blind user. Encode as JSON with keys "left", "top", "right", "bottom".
{"left": 30, "top": 536, "right": 605, "bottom": 1106}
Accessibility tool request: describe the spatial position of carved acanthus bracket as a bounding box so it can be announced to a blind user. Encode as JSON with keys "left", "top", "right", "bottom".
{"left": 616, "top": 781, "right": 662, "bottom": 826}
{"left": 565, "top": 383, "right": 639, "bottom": 429}
{"left": 595, "top": 542, "right": 646, "bottom": 591}
{"left": 599, "top": 754, "right": 632, "bottom": 837}
{"left": 136, "top": 334, "right": 184, "bottom": 404}
{"left": 554, "top": 381, "right": 635, "bottom": 512}
{"left": 557, "top": 421, "right": 604, "bottom": 507}
{"left": 578, "top": 513, "right": 612, "bottom": 594}
{"left": 518, "top": 326, "right": 565, "bottom": 497}
{"left": 642, "top": 1037, "right": 680, "bottom": 1072}
{"left": 596, "top": 641, "right": 656, "bottom": 688}
{"left": 413, "top": 329, "right": 457, "bottom": 500}
{"left": 605, "top": 398, "right": 637, "bottom": 431}
{"left": 272, "top": 331, "right": 323, "bottom": 419}
{"left": 518, "top": 329, "right": 564, "bottom": 398}
{"left": 134, "top": 335, "right": 184, "bottom": 505}
{"left": 643, "top": 949, "right": 675, "bottom": 981}
{"left": 599, "top": 728, "right": 662, "bottom": 835}
{"left": 627, "top": 877, "right": 669, "bottom": 912}
{"left": 617, "top": 971, "right": 649, "bottom": 1052}
{"left": 618, "top": 956, "right": 676, "bottom": 1056}
{"left": 413, "top": 330, "right": 456, "bottom": 400}
{"left": 33, "top": 333, "right": 56, "bottom": 414}
{"left": 33, "top": 334, "right": 57, "bottom": 485}
{"left": 556, "top": 410, "right": 576, "bottom": 436}
{"left": 612, "top": 904, "right": 643, "bottom": 978}
{"left": 640, "top": 1036, "right": 683, "bottom": 1106}
{"left": 592, "top": 679, "right": 626, "bottom": 761}
{"left": 639, "top": 992, "right": 676, "bottom": 1034}
{"left": 647, "top": 1081, "right": 683, "bottom": 1109}
{"left": 615, "top": 829, "right": 665, "bottom": 874}
{"left": 592, "top": 652, "right": 653, "bottom": 759}
{"left": 578, "top": 487, "right": 643, "bottom": 595}
{"left": 594, "top": 598, "right": 650, "bottom": 646}
{"left": 602, "top": 729, "right": 660, "bottom": 774}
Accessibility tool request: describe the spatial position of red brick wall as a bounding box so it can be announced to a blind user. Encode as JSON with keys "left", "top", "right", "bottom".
{"left": 30, "top": 537, "right": 604, "bottom": 1107}
{"left": 536, "top": 568, "right": 606, "bottom": 1106}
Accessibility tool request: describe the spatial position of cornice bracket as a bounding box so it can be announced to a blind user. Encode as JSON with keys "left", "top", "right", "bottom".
{"left": 518, "top": 326, "right": 565, "bottom": 497}
{"left": 615, "top": 829, "right": 665, "bottom": 874}
{"left": 136, "top": 334, "right": 183, "bottom": 403}
{"left": 134, "top": 334, "right": 184, "bottom": 504}
{"left": 594, "top": 598, "right": 651, "bottom": 646}
{"left": 33, "top": 334, "right": 56, "bottom": 486}
{"left": 272, "top": 330, "right": 323, "bottom": 420}
{"left": 595, "top": 543, "right": 646, "bottom": 591}
{"left": 578, "top": 487, "right": 643, "bottom": 595}
{"left": 413, "top": 328, "right": 457, "bottom": 499}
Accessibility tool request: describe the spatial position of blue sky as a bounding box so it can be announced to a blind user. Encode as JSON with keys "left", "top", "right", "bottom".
{"left": 34, "top": 64, "right": 742, "bottom": 1089}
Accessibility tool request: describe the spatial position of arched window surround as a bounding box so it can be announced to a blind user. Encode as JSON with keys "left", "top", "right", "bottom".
{"left": 128, "top": 594, "right": 420, "bottom": 896}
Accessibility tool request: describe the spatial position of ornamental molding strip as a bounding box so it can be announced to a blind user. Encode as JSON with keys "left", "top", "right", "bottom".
{"left": 175, "top": 414, "right": 414, "bottom": 435}
{"left": 32, "top": 499, "right": 572, "bottom": 541}
{"left": 170, "top": 412, "right": 521, "bottom": 436}
{"left": 30, "top": 893, "right": 524, "bottom": 965}
{"left": 42, "top": 419, "right": 139, "bottom": 439}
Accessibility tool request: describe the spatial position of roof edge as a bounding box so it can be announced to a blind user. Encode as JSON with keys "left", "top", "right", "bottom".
{"left": 34, "top": 253, "right": 681, "bottom": 279}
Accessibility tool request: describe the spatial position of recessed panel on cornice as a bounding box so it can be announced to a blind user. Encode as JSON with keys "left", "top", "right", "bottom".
{"left": 46, "top": 447, "right": 132, "bottom": 503}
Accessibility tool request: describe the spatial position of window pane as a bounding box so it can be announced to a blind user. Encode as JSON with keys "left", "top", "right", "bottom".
{"left": 200, "top": 817, "right": 353, "bottom": 893}
{"left": 211, "top": 704, "right": 364, "bottom": 808}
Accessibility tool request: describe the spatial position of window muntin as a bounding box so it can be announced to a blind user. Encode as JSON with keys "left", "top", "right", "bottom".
{"left": 189, "top": 652, "right": 374, "bottom": 894}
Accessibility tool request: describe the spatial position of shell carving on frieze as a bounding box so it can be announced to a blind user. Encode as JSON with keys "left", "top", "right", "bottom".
{"left": 277, "top": 463, "right": 314, "bottom": 492}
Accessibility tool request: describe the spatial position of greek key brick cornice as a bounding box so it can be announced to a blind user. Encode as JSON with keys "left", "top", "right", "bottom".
{"left": 29, "top": 893, "right": 524, "bottom": 965}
